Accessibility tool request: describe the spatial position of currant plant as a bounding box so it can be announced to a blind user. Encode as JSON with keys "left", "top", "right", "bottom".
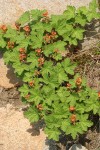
{"left": 0, "top": 0, "right": 100, "bottom": 141}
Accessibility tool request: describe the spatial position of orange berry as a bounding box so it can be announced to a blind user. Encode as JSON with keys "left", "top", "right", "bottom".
{"left": 37, "top": 104, "right": 43, "bottom": 110}
{"left": 43, "top": 11, "right": 48, "bottom": 17}
{"left": 44, "top": 34, "right": 51, "bottom": 43}
{"left": 15, "top": 22, "right": 20, "bottom": 30}
{"left": 98, "top": 92, "right": 100, "bottom": 98}
{"left": 38, "top": 57, "right": 44, "bottom": 63}
{"left": 19, "top": 53, "right": 26, "bottom": 58}
{"left": 76, "top": 77, "right": 82, "bottom": 86}
{"left": 66, "top": 83, "right": 71, "bottom": 88}
{"left": 29, "top": 81, "right": 34, "bottom": 87}
{"left": 25, "top": 94, "right": 30, "bottom": 99}
{"left": 38, "top": 58, "right": 41, "bottom": 62}
{"left": 7, "top": 41, "right": 14, "bottom": 48}
{"left": 34, "top": 70, "right": 40, "bottom": 76}
{"left": 70, "top": 114, "right": 76, "bottom": 123}
{"left": 69, "top": 106, "right": 75, "bottom": 112}
{"left": 19, "top": 48, "right": 26, "bottom": 53}
{"left": 0, "top": 25, "right": 7, "bottom": 32}
{"left": 35, "top": 49, "right": 41, "bottom": 54}
{"left": 23, "top": 25, "right": 30, "bottom": 32}
{"left": 51, "top": 31, "right": 57, "bottom": 36}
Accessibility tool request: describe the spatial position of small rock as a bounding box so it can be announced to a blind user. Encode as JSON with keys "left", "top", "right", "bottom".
{"left": 69, "top": 144, "right": 88, "bottom": 150}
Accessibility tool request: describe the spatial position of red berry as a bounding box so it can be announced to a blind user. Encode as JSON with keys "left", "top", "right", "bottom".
{"left": 19, "top": 48, "right": 26, "bottom": 53}
{"left": 25, "top": 94, "right": 30, "bottom": 99}
{"left": 66, "top": 83, "right": 71, "bottom": 88}
{"left": 19, "top": 53, "right": 27, "bottom": 61}
{"left": 69, "top": 106, "right": 75, "bottom": 112}
{"left": 23, "top": 25, "right": 30, "bottom": 32}
{"left": 98, "top": 92, "right": 100, "bottom": 98}
{"left": 51, "top": 31, "right": 56, "bottom": 36}
{"left": 35, "top": 49, "right": 41, "bottom": 54}
{"left": 15, "top": 22, "right": 20, "bottom": 30}
{"left": 0, "top": 25, "right": 7, "bottom": 32}
{"left": 76, "top": 77, "right": 82, "bottom": 86}
{"left": 7, "top": 41, "right": 14, "bottom": 48}
{"left": 43, "top": 11, "right": 48, "bottom": 17}
{"left": 70, "top": 114, "right": 76, "bottom": 123}
{"left": 37, "top": 104, "right": 43, "bottom": 110}
{"left": 29, "top": 81, "right": 34, "bottom": 87}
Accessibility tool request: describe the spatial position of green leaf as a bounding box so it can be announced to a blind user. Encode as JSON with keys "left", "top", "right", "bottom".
{"left": 15, "top": 32, "right": 25, "bottom": 44}
{"left": 87, "top": 11, "right": 99, "bottom": 22}
{"left": 17, "top": 11, "right": 30, "bottom": 25}
{"left": 12, "top": 62, "right": 29, "bottom": 75}
{"left": 46, "top": 91, "right": 59, "bottom": 106}
{"left": 44, "top": 127, "right": 60, "bottom": 141}
{"left": 30, "top": 9, "right": 44, "bottom": 21}
{"left": 61, "top": 120, "right": 70, "bottom": 132}
{"left": 77, "top": 6, "right": 89, "bottom": 15}
{"left": 76, "top": 104, "right": 85, "bottom": 113}
{"left": 23, "top": 72, "right": 34, "bottom": 82}
{"left": 31, "top": 23, "right": 43, "bottom": 31}
{"left": 43, "top": 23, "right": 52, "bottom": 32}
{"left": 89, "top": 0, "right": 98, "bottom": 11}
{"left": 71, "top": 28, "right": 85, "bottom": 40}
{"left": 53, "top": 63, "right": 68, "bottom": 83}
{"left": 41, "top": 73, "right": 59, "bottom": 88}
{"left": 27, "top": 52, "right": 38, "bottom": 68}
{"left": 29, "top": 86, "right": 43, "bottom": 105}
{"left": 69, "top": 37, "right": 78, "bottom": 46}
{"left": 65, "top": 124, "right": 81, "bottom": 139}
{"left": 43, "top": 43, "right": 54, "bottom": 57}
{"left": 53, "top": 41, "right": 66, "bottom": 52}
{"left": 53, "top": 53, "right": 63, "bottom": 61}
{"left": 41, "top": 61, "right": 53, "bottom": 76}
{"left": 57, "top": 87, "right": 70, "bottom": 102}
{"left": 0, "top": 37, "right": 6, "bottom": 48}
{"left": 30, "top": 30, "right": 43, "bottom": 49}
{"left": 3, "top": 50, "right": 19, "bottom": 64}
{"left": 19, "top": 84, "right": 29, "bottom": 96}
{"left": 56, "top": 20, "right": 67, "bottom": 35}
{"left": 63, "top": 6, "right": 76, "bottom": 20}
{"left": 24, "top": 106, "right": 39, "bottom": 123}
{"left": 51, "top": 14, "right": 63, "bottom": 27}
{"left": 75, "top": 14, "right": 87, "bottom": 26}
{"left": 4, "top": 27, "right": 17, "bottom": 41}
{"left": 19, "top": 37, "right": 31, "bottom": 48}
{"left": 62, "top": 58, "right": 76, "bottom": 75}
{"left": 79, "top": 115, "right": 93, "bottom": 131}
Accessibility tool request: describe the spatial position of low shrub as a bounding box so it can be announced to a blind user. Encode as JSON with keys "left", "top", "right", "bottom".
{"left": 0, "top": 0, "right": 100, "bottom": 141}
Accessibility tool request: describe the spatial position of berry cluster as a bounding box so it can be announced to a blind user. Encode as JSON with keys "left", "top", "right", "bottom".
{"left": 15, "top": 22, "right": 21, "bottom": 30}
{"left": 42, "top": 11, "right": 50, "bottom": 23}
{"left": 44, "top": 31, "right": 57, "bottom": 43}
{"left": 29, "top": 81, "right": 34, "bottom": 87}
{"left": 38, "top": 57, "right": 44, "bottom": 67}
{"left": 0, "top": 25, "right": 7, "bottom": 32}
{"left": 23, "top": 25, "right": 30, "bottom": 32}
{"left": 19, "top": 48, "right": 27, "bottom": 61}
{"left": 98, "top": 92, "right": 100, "bottom": 99}
{"left": 70, "top": 114, "right": 76, "bottom": 125}
{"left": 7, "top": 41, "right": 14, "bottom": 49}
{"left": 37, "top": 104, "right": 43, "bottom": 110}
{"left": 35, "top": 48, "right": 42, "bottom": 56}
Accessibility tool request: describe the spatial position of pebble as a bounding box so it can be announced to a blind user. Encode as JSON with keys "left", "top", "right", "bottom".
{"left": 69, "top": 144, "right": 88, "bottom": 150}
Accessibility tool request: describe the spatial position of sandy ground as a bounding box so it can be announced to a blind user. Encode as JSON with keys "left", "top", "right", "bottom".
{"left": 0, "top": 104, "right": 50, "bottom": 150}
{"left": 0, "top": 0, "right": 92, "bottom": 24}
